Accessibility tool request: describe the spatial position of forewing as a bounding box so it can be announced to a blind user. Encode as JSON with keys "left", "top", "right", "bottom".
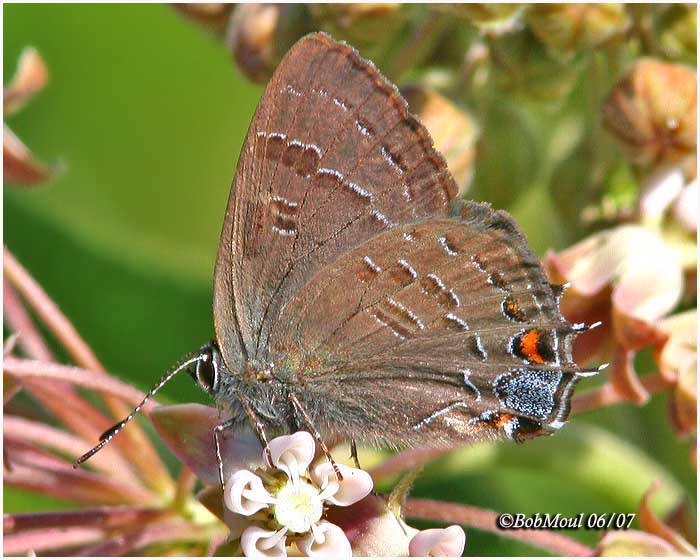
{"left": 271, "top": 202, "right": 584, "bottom": 446}
{"left": 214, "top": 32, "right": 457, "bottom": 369}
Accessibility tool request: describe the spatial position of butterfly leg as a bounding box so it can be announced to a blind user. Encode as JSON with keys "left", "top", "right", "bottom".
{"left": 350, "top": 438, "right": 361, "bottom": 469}
{"left": 213, "top": 417, "right": 237, "bottom": 492}
{"left": 238, "top": 394, "right": 274, "bottom": 467}
{"left": 289, "top": 392, "right": 344, "bottom": 481}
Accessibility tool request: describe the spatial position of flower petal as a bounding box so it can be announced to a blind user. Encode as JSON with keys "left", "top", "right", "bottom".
{"left": 4, "top": 124, "right": 53, "bottom": 185}
{"left": 595, "top": 529, "right": 683, "bottom": 556}
{"left": 639, "top": 164, "right": 685, "bottom": 224}
{"left": 673, "top": 179, "right": 698, "bottom": 232}
{"left": 409, "top": 525, "right": 466, "bottom": 557}
{"left": 224, "top": 510, "right": 250, "bottom": 541}
{"left": 267, "top": 431, "right": 315, "bottom": 479}
{"left": 224, "top": 470, "right": 274, "bottom": 516}
{"left": 657, "top": 310, "right": 697, "bottom": 380}
{"left": 311, "top": 462, "right": 373, "bottom": 506}
{"left": 546, "top": 225, "right": 682, "bottom": 308}
{"left": 327, "top": 494, "right": 417, "bottom": 556}
{"left": 657, "top": 310, "right": 697, "bottom": 436}
{"left": 4, "top": 47, "right": 49, "bottom": 115}
{"left": 639, "top": 481, "right": 696, "bottom": 555}
{"left": 602, "top": 58, "right": 696, "bottom": 167}
{"left": 296, "top": 521, "right": 351, "bottom": 558}
{"left": 240, "top": 526, "right": 288, "bottom": 558}
{"left": 197, "top": 485, "right": 251, "bottom": 539}
{"left": 609, "top": 347, "right": 649, "bottom": 405}
{"left": 612, "top": 251, "right": 682, "bottom": 324}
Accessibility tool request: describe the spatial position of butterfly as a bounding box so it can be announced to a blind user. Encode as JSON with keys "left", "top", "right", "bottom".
{"left": 77, "top": 32, "right": 596, "bottom": 483}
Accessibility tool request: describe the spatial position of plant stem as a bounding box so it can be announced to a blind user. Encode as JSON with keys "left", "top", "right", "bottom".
{"left": 572, "top": 374, "right": 673, "bottom": 415}
{"left": 3, "top": 281, "right": 54, "bottom": 361}
{"left": 4, "top": 247, "right": 102, "bottom": 371}
{"left": 370, "top": 448, "right": 447, "bottom": 482}
{"left": 4, "top": 506, "right": 167, "bottom": 531}
{"left": 3, "top": 358, "right": 158, "bottom": 407}
{"left": 173, "top": 466, "right": 198, "bottom": 512}
{"left": 385, "top": 10, "right": 447, "bottom": 82}
{"left": 3, "top": 247, "right": 174, "bottom": 495}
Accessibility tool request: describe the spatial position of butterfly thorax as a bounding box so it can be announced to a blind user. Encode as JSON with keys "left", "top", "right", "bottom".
{"left": 210, "top": 349, "right": 313, "bottom": 432}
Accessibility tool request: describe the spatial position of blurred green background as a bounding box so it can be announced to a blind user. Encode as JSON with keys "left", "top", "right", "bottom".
{"left": 4, "top": 4, "right": 695, "bottom": 556}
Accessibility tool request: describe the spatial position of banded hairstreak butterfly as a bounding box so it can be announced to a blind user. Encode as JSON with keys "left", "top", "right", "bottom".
{"left": 76, "top": 32, "right": 598, "bottom": 482}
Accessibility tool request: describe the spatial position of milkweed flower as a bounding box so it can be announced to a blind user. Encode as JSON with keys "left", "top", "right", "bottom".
{"left": 153, "top": 408, "right": 468, "bottom": 558}
{"left": 655, "top": 310, "right": 697, "bottom": 437}
{"left": 544, "top": 224, "right": 684, "bottom": 403}
{"left": 409, "top": 525, "right": 467, "bottom": 557}
{"left": 595, "top": 481, "right": 696, "bottom": 557}
{"left": 223, "top": 431, "right": 373, "bottom": 557}
{"left": 602, "top": 58, "right": 696, "bottom": 168}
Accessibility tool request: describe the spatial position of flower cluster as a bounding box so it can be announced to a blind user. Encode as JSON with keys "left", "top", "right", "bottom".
{"left": 596, "top": 481, "right": 696, "bottom": 556}
{"left": 224, "top": 431, "right": 372, "bottom": 557}
{"left": 545, "top": 56, "right": 697, "bottom": 447}
{"left": 219, "top": 431, "right": 466, "bottom": 558}
{"left": 143, "top": 400, "right": 470, "bottom": 557}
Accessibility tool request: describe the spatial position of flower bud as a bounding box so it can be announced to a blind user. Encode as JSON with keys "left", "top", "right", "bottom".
{"left": 655, "top": 311, "right": 697, "bottom": 437}
{"left": 409, "top": 525, "right": 466, "bottom": 557}
{"left": 4, "top": 48, "right": 54, "bottom": 186}
{"left": 402, "top": 85, "right": 479, "bottom": 196}
{"left": 431, "top": 4, "right": 524, "bottom": 32}
{"left": 4, "top": 125, "right": 53, "bottom": 186}
{"left": 309, "top": 4, "right": 407, "bottom": 49}
{"left": 227, "top": 4, "right": 311, "bottom": 83}
{"left": 4, "top": 47, "right": 48, "bottom": 116}
{"left": 596, "top": 529, "right": 687, "bottom": 556}
{"left": 171, "top": 4, "right": 235, "bottom": 37}
{"left": 602, "top": 58, "right": 696, "bottom": 167}
{"left": 657, "top": 4, "right": 697, "bottom": 64}
{"left": 527, "top": 4, "right": 630, "bottom": 53}
{"left": 488, "top": 29, "right": 581, "bottom": 102}
{"left": 327, "top": 493, "right": 417, "bottom": 556}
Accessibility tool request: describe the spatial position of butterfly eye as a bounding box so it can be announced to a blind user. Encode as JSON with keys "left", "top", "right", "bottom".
{"left": 194, "top": 344, "right": 219, "bottom": 394}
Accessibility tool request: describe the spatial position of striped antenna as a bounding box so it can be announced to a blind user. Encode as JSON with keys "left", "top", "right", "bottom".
{"left": 73, "top": 354, "right": 203, "bottom": 468}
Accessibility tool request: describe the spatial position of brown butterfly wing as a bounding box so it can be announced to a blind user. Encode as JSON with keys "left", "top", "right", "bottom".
{"left": 214, "top": 32, "right": 584, "bottom": 447}
{"left": 270, "top": 201, "right": 584, "bottom": 446}
{"left": 214, "top": 32, "right": 457, "bottom": 369}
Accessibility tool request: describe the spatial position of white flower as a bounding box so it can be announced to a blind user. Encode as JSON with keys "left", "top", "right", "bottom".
{"left": 639, "top": 164, "right": 686, "bottom": 225}
{"left": 223, "top": 431, "right": 373, "bottom": 557}
{"left": 409, "top": 525, "right": 467, "bottom": 557}
{"left": 673, "top": 179, "right": 698, "bottom": 232}
{"left": 639, "top": 163, "right": 697, "bottom": 232}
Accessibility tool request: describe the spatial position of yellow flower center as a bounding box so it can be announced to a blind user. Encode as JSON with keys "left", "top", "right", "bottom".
{"left": 272, "top": 479, "right": 323, "bottom": 534}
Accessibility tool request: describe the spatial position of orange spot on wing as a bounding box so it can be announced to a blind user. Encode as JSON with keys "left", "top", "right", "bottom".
{"left": 520, "top": 329, "right": 545, "bottom": 364}
{"left": 494, "top": 413, "right": 514, "bottom": 428}
{"left": 504, "top": 296, "right": 527, "bottom": 321}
